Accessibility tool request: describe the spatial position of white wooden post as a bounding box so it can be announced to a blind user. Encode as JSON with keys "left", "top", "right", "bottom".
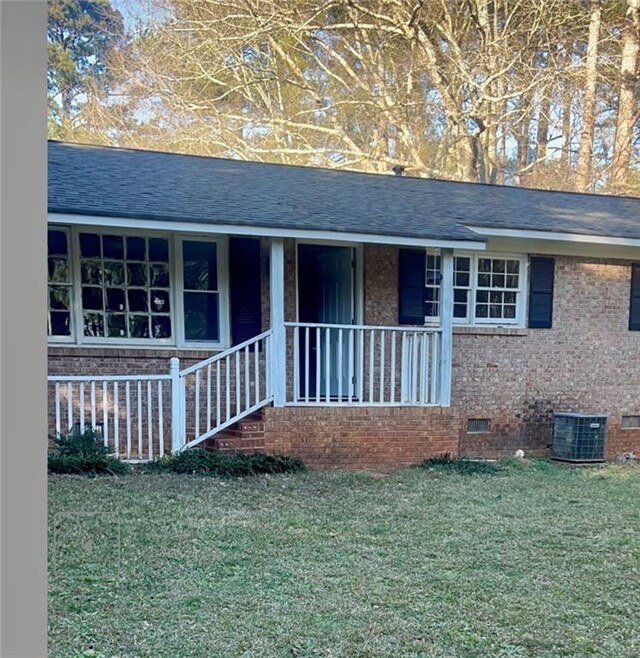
{"left": 439, "top": 248, "right": 454, "bottom": 406}
{"left": 170, "top": 357, "right": 185, "bottom": 453}
{"left": 270, "top": 238, "right": 286, "bottom": 407}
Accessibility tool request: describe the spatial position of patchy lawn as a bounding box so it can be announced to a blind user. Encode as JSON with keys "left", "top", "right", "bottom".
{"left": 49, "top": 461, "right": 640, "bottom": 658}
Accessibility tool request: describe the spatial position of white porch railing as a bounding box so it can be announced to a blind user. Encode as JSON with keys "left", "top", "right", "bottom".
{"left": 48, "top": 373, "right": 173, "bottom": 461}
{"left": 179, "top": 330, "right": 273, "bottom": 450}
{"left": 48, "top": 322, "right": 446, "bottom": 461}
{"left": 284, "top": 322, "right": 442, "bottom": 406}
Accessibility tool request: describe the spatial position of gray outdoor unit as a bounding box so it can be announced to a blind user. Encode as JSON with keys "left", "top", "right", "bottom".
{"left": 551, "top": 413, "right": 607, "bottom": 463}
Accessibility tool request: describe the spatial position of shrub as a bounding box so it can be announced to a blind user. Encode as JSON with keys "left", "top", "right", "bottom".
{"left": 149, "top": 449, "right": 306, "bottom": 477}
{"left": 419, "top": 454, "right": 503, "bottom": 475}
{"left": 48, "top": 427, "right": 129, "bottom": 476}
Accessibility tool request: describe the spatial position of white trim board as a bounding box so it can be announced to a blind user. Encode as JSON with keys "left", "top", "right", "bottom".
{"left": 48, "top": 212, "right": 487, "bottom": 251}
{"left": 466, "top": 225, "right": 640, "bottom": 249}
{"left": 481, "top": 237, "right": 640, "bottom": 260}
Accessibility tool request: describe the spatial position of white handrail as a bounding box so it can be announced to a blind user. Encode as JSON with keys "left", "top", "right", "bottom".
{"left": 179, "top": 329, "right": 273, "bottom": 376}
{"left": 178, "top": 331, "right": 273, "bottom": 450}
{"left": 285, "top": 321, "right": 441, "bottom": 333}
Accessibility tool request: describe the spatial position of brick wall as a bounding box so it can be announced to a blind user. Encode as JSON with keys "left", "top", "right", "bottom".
{"left": 363, "top": 246, "right": 640, "bottom": 460}
{"left": 263, "top": 406, "right": 458, "bottom": 470}
{"left": 48, "top": 242, "right": 640, "bottom": 466}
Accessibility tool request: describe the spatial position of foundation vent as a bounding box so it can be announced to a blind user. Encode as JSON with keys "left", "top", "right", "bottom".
{"left": 622, "top": 416, "right": 640, "bottom": 429}
{"left": 467, "top": 418, "right": 490, "bottom": 433}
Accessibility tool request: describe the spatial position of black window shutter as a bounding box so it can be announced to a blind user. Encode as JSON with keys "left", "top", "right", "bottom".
{"left": 528, "top": 256, "right": 555, "bottom": 329}
{"left": 630, "top": 263, "right": 640, "bottom": 331}
{"left": 229, "top": 238, "right": 262, "bottom": 345}
{"left": 398, "top": 249, "right": 426, "bottom": 325}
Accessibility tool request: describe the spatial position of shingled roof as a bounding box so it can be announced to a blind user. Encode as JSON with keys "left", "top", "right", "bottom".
{"left": 48, "top": 140, "right": 640, "bottom": 243}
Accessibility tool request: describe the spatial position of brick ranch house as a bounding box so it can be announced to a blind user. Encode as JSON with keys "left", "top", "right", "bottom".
{"left": 47, "top": 140, "right": 640, "bottom": 469}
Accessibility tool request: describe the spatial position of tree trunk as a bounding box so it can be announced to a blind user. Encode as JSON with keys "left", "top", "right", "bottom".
{"left": 515, "top": 91, "right": 533, "bottom": 186}
{"left": 535, "top": 88, "right": 551, "bottom": 169}
{"left": 610, "top": 0, "right": 640, "bottom": 192}
{"left": 575, "top": 0, "right": 602, "bottom": 193}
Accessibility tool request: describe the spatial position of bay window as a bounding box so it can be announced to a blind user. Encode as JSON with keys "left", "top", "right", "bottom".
{"left": 47, "top": 226, "right": 228, "bottom": 347}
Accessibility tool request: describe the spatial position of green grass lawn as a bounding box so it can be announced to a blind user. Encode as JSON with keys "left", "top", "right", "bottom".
{"left": 49, "top": 461, "right": 640, "bottom": 658}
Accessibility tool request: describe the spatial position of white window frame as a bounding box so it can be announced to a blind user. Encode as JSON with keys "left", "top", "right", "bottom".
{"left": 424, "top": 250, "right": 528, "bottom": 328}
{"left": 47, "top": 224, "right": 230, "bottom": 349}
{"left": 47, "top": 225, "right": 76, "bottom": 344}
{"left": 175, "top": 234, "right": 230, "bottom": 349}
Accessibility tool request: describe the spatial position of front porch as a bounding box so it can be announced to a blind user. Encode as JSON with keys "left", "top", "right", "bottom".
{"left": 47, "top": 233, "right": 458, "bottom": 462}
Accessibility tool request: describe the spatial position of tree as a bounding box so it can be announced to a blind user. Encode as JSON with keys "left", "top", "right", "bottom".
{"left": 52, "top": 0, "right": 640, "bottom": 195}
{"left": 610, "top": 0, "right": 640, "bottom": 192}
{"left": 576, "top": 0, "right": 603, "bottom": 192}
{"left": 48, "top": 0, "right": 125, "bottom": 138}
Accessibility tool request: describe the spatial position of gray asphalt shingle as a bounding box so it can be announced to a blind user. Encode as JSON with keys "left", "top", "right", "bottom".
{"left": 48, "top": 140, "right": 640, "bottom": 242}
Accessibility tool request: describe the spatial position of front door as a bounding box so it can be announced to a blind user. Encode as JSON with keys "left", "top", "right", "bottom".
{"left": 297, "top": 244, "right": 356, "bottom": 399}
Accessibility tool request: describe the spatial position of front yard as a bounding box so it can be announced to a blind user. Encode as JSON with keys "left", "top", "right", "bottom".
{"left": 49, "top": 461, "right": 640, "bottom": 658}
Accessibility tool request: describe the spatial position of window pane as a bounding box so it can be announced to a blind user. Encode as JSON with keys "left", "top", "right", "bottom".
{"left": 455, "top": 257, "right": 470, "bottom": 272}
{"left": 127, "top": 263, "right": 148, "bottom": 287}
{"left": 48, "top": 257, "right": 68, "bottom": 283}
{"left": 150, "top": 289, "right": 170, "bottom": 313}
{"left": 506, "top": 274, "right": 519, "bottom": 288}
{"left": 129, "top": 315, "right": 150, "bottom": 338}
{"left": 184, "top": 292, "right": 219, "bottom": 341}
{"left": 477, "top": 273, "right": 490, "bottom": 287}
{"left": 149, "top": 238, "right": 169, "bottom": 262}
{"left": 150, "top": 263, "right": 170, "bottom": 287}
{"left": 453, "top": 289, "right": 468, "bottom": 319}
{"left": 151, "top": 316, "right": 171, "bottom": 339}
{"left": 83, "top": 313, "right": 104, "bottom": 337}
{"left": 49, "top": 286, "right": 70, "bottom": 310}
{"left": 50, "top": 311, "right": 71, "bottom": 336}
{"left": 493, "top": 260, "right": 505, "bottom": 274}
{"left": 82, "top": 287, "right": 103, "bottom": 310}
{"left": 183, "top": 241, "right": 218, "bottom": 291}
{"left": 81, "top": 260, "right": 102, "bottom": 285}
{"left": 478, "top": 258, "right": 491, "bottom": 273}
{"left": 491, "top": 273, "right": 505, "bottom": 288}
{"left": 506, "top": 260, "right": 520, "bottom": 274}
{"left": 103, "top": 235, "right": 124, "bottom": 259}
{"left": 105, "top": 288, "right": 125, "bottom": 312}
{"left": 476, "top": 290, "right": 488, "bottom": 303}
{"left": 126, "top": 237, "right": 146, "bottom": 261}
{"left": 490, "top": 304, "right": 502, "bottom": 318}
{"left": 103, "top": 261, "right": 125, "bottom": 286}
{"left": 107, "top": 313, "right": 126, "bottom": 337}
{"left": 128, "top": 289, "right": 148, "bottom": 312}
{"left": 475, "top": 304, "right": 488, "bottom": 318}
{"left": 455, "top": 271, "right": 470, "bottom": 287}
{"left": 504, "top": 305, "right": 516, "bottom": 319}
{"left": 454, "top": 304, "right": 467, "bottom": 319}
{"left": 48, "top": 230, "right": 68, "bottom": 256}
{"left": 80, "top": 233, "right": 101, "bottom": 258}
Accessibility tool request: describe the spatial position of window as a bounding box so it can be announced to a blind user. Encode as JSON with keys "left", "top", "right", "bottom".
{"left": 78, "top": 232, "right": 172, "bottom": 340}
{"left": 181, "top": 239, "right": 221, "bottom": 342}
{"left": 47, "top": 226, "right": 228, "bottom": 347}
{"left": 425, "top": 252, "right": 526, "bottom": 326}
{"left": 48, "top": 228, "right": 73, "bottom": 338}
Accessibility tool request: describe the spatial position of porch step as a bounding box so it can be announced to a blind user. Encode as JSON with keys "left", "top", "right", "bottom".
{"left": 202, "top": 412, "right": 265, "bottom": 454}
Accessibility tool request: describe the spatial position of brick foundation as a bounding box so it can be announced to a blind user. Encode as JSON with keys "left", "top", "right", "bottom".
{"left": 263, "top": 406, "right": 459, "bottom": 470}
